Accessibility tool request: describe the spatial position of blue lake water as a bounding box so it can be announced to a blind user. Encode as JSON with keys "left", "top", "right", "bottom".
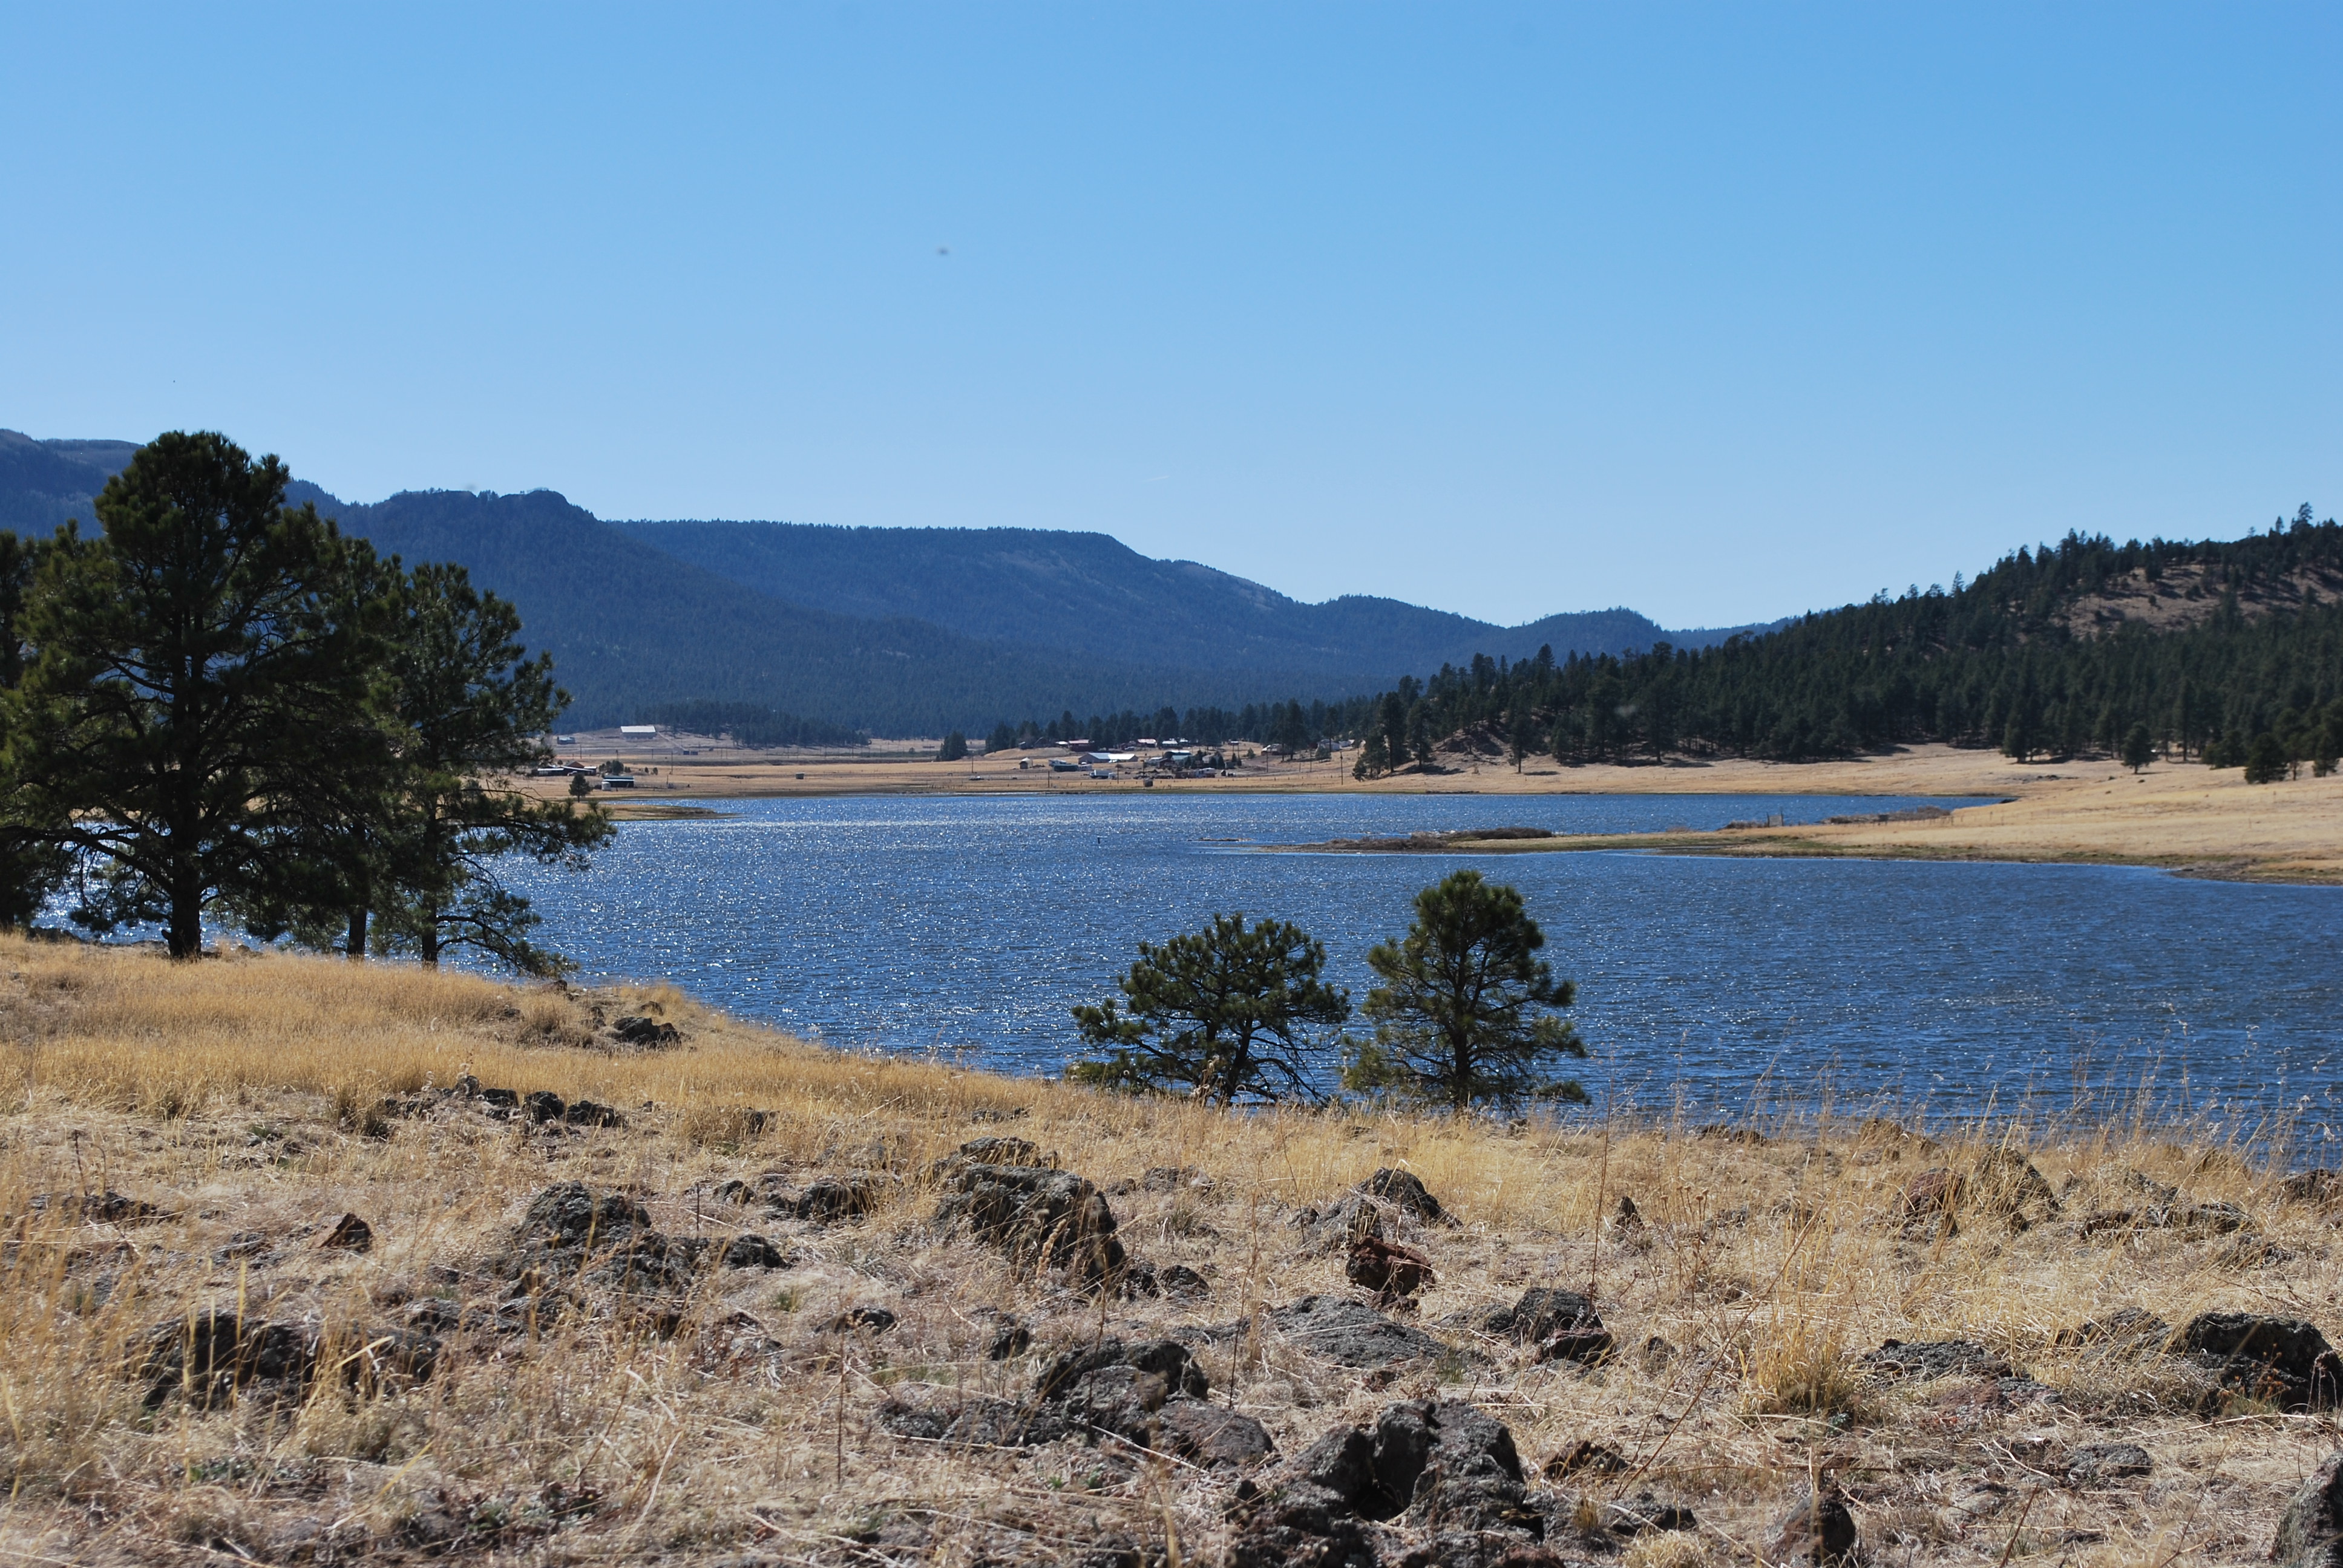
{"left": 494, "top": 791, "right": 2343, "bottom": 1139}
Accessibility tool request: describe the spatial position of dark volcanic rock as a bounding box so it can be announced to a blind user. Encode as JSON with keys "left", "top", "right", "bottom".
{"left": 609, "top": 1014, "right": 680, "bottom": 1048}
{"left": 142, "top": 1312, "right": 437, "bottom": 1409}
{"left": 718, "top": 1233, "right": 788, "bottom": 1269}
{"left": 1863, "top": 1339, "right": 2013, "bottom": 1381}
{"left": 1234, "top": 1399, "right": 1540, "bottom": 1568}
{"left": 519, "top": 1183, "right": 657, "bottom": 1250}
{"left": 795, "top": 1171, "right": 894, "bottom": 1223}
{"left": 2179, "top": 1313, "right": 2343, "bottom": 1411}
{"left": 321, "top": 1212, "right": 373, "bottom": 1253}
{"left": 1035, "top": 1337, "right": 1209, "bottom": 1403}
{"left": 1270, "top": 1295, "right": 1448, "bottom": 1369}
{"left": 2273, "top": 1452, "right": 2343, "bottom": 1568}
{"left": 981, "top": 1315, "right": 1032, "bottom": 1361}
{"left": 564, "top": 1099, "right": 626, "bottom": 1128}
{"left": 523, "top": 1090, "right": 566, "bottom": 1123}
{"left": 1158, "top": 1397, "right": 1274, "bottom": 1467}
{"left": 932, "top": 1163, "right": 1126, "bottom": 1285}
{"left": 1358, "top": 1169, "right": 1447, "bottom": 1224}
{"left": 1767, "top": 1485, "right": 1858, "bottom": 1566}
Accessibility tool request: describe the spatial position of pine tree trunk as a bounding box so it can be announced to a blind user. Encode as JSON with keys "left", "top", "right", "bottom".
{"left": 344, "top": 905, "right": 368, "bottom": 961}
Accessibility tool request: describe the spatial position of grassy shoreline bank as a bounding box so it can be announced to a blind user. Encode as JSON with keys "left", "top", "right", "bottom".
{"left": 2, "top": 936, "right": 2338, "bottom": 1565}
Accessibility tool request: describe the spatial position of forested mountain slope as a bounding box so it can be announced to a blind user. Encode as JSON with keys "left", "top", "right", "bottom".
{"left": 617, "top": 518, "right": 1778, "bottom": 676}
{"left": 1344, "top": 510, "right": 2343, "bottom": 771}
{"left": 320, "top": 489, "right": 1352, "bottom": 734}
{"left": 0, "top": 432, "right": 142, "bottom": 535}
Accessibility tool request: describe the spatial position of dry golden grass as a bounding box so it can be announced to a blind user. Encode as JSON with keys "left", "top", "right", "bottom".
{"left": 0, "top": 932, "right": 2335, "bottom": 1565}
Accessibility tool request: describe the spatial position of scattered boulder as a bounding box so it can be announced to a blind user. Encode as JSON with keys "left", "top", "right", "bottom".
{"left": 1270, "top": 1295, "right": 1450, "bottom": 1370}
{"left": 719, "top": 1233, "right": 789, "bottom": 1269}
{"left": 1768, "top": 1485, "right": 1858, "bottom": 1566}
{"left": 320, "top": 1212, "right": 373, "bottom": 1253}
{"left": 500, "top": 1182, "right": 695, "bottom": 1293}
{"left": 1158, "top": 1264, "right": 1210, "bottom": 1299}
{"left": 1347, "top": 1236, "right": 1435, "bottom": 1300}
{"left": 1234, "top": 1399, "right": 1541, "bottom": 1568}
{"left": 2178, "top": 1313, "right": 2342, "bottom": 1411}
{"left": 523, "top": 1091, "right": 566, "bottom": 1124}
{"left": 1358, "top": 1169, "right": 1447, "bottom": 1224}
{"left": 609, "top": 1015, "right": 680, "bottom": 1048}
{"left": 478, "top": 1088, "right": 520, "bottom": 1112}
{"left": 564, "top": 1099, "right": 625, "bottom": 1129}
{"left": 2281, "top": 1170, "right": 2343, "bottom": 1207}
{"left": 1863, "top": 1339, "right": 2013, "bottom": 1382}
{"left": 1035, "top": 1337, "right": 1209, "bottom": 1403}
{"left": 1475, "top": 1287, "right": 1612, "bottom": 1364}
{"left": 1158, "top": 1399, "right": 1274, "bottom": 1467}
{"left": 932, "top": 1162, "right": 1126, "bottom": 1287}
{"left": 142, "top": 1312, "right": 438, "bottom": 1408}
{"left": 796, "top": 1172, "right": 896, "bottom": 1224}
{"left": 2066, "top": 1442, "right": 2152, "bottom": 1485}
{"left": 2272, "top": 1452, "right": 2343, "bottom": 1568}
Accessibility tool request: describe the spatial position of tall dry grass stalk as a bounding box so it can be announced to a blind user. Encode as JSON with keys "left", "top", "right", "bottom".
{"left": 0, "top": 932, "right": 2327, "bottom": 1566}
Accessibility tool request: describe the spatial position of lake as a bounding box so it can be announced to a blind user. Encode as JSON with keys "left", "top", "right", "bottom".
{"left": 497, "top": 791, "right": 2343, "bottom": 1138}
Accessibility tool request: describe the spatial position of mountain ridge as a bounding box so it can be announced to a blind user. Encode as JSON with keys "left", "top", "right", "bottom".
{"left": 0, "top": 428, "right": 1777, "bottom": 734}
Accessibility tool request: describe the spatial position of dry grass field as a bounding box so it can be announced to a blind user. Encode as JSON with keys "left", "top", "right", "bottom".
{"left": 2, "top": 934, "right": 2339, "bottom": 1566}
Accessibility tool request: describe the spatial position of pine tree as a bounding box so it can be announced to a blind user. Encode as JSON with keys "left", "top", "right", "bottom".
{"left": 1069, "top": 914, "right": 1350, "bottom": 1103}
{"left": 3, "top": 434, "right": 381, "bottom": 956}
{"left": 1346, "top": 870, "right": 1586, "bottom": 1111}
{"left": 2120, "top": 721, "right": 2155, "bottom": 774}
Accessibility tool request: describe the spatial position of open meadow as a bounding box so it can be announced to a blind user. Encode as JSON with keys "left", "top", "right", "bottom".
{"left": 3, "top": 935, "right": 2342, "bottom": 1566}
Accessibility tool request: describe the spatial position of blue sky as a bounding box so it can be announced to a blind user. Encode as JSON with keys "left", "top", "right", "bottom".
{"left": 3, "top": 4, "right": 2336, "bottom": 628}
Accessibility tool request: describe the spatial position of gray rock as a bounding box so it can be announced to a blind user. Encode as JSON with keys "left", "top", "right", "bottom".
{"left": 1605, "top": 1492, "right": 1697, "bottom": 1534}
{"left": 1768, "top": 1485, "right": 1858, "bottom": 1566}
{"left": 719, "top": 1233, "right": 788, "bottom": 1269}
{"left": 2274, "top": 1452, "right": 2343, "bottom": 1568}
{"left": 1270, "top": 1295, "right": 1448, "bottom": 1369}
{"left": 1159, "top": 1263, "right": 1210, "bottom": 1299}
{"left": 1358, "top": 1169, "right": 1447, "bottom": 1224}
{"left": 2180, "top": 1313, "right": 2343, "bottom": 1411}
{"left": 609, "top": 1014, "right": 680, "bottom": 1048}
{"left": 1035, "top": 1336, "right": 1208, "bottom": 1402}
{"left": 795, "top": 1171, "right": 894, "bottom": 1224}
{"left": 1158, "top": 1397, "right": 1273, "bottom": 1466}
{"left": 1235, "top": 1399, "right": 1540, "bottom": 1568}
{"left": 932, "top": 1163, "right": 1126, "bottom": 1285}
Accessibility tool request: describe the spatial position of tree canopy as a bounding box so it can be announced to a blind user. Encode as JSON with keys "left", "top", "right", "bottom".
{"left": 1069, "top": 913, "right": 1351, "bottom": 1103}
{"left": 1346, "top": 870, "right": 1585, "bottom": 1111}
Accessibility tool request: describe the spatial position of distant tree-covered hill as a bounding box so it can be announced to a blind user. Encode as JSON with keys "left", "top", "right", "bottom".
{"left": 1342, "top": 509, "right": 2343, "bottom": 773}
{"left": 616, "top": 518, "right": 1779, "bottom": 676}
{"left": 2, "top": 429, "right": 1777, "bottom": 737}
